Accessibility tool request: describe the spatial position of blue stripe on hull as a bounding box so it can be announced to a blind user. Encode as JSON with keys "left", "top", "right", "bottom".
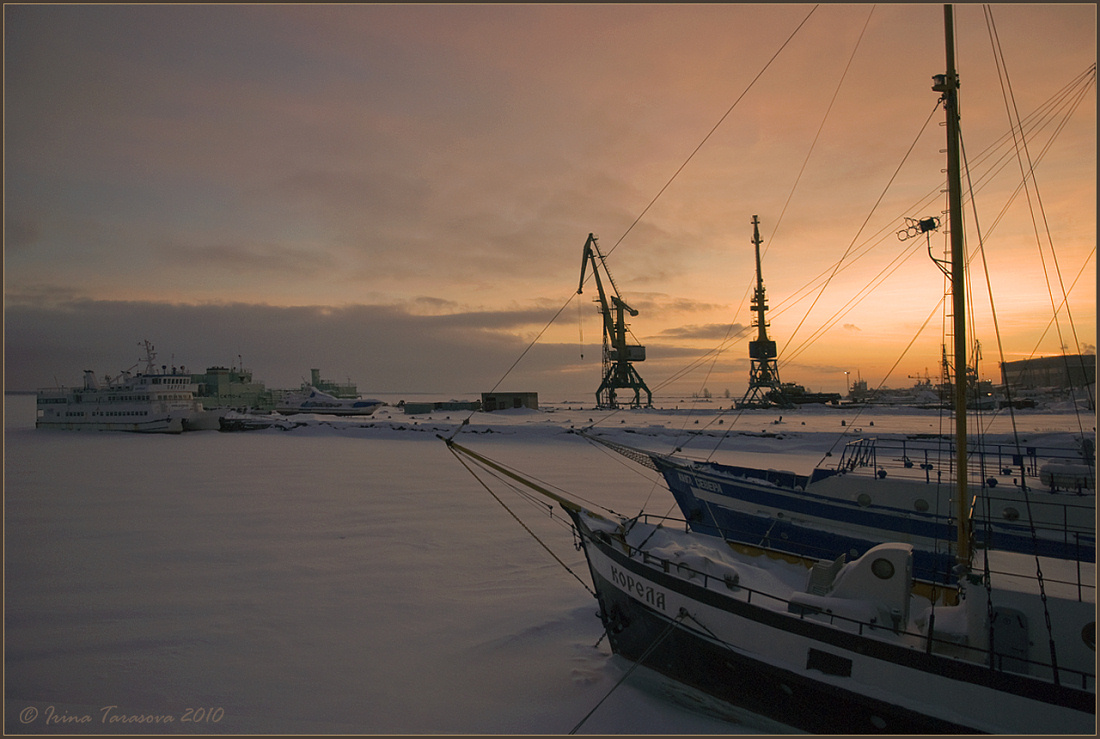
{"left": 654, "top": 458, "right": 1095, "bottom": 582}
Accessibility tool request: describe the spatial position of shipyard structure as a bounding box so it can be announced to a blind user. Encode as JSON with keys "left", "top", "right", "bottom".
{"left": 189, "top": 366, "right": 360, "bottom": 412}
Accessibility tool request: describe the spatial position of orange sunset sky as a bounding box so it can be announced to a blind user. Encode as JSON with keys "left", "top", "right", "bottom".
{"left": 5, "top": 3, "right": 1095, "bottom": 398}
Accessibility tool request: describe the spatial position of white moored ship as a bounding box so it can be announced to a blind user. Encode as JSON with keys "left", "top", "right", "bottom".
{"left": 36, "top": 341, "right": 211, "bottom": 433}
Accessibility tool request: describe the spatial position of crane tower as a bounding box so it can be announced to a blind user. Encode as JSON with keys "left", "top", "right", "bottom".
{"left": 739, "top": 216, "right": 790, "bottom": 408}
{"left": 578, "top": 233, "right": 652, "bottom": 409}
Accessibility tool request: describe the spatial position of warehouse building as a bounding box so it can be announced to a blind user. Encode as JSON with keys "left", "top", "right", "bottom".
{"left": 481, "top": 392, "right": 539, "bottom": 412}
{"left": 1000, "top": 354, "right": 1096, "bottom": 389}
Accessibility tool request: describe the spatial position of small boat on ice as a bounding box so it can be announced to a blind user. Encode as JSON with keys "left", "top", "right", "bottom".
{"left": 274, "top": 386, "right": 384, "bottom": 416}
{"left": 217, "top": 410, "right": 305, "bottom": 432}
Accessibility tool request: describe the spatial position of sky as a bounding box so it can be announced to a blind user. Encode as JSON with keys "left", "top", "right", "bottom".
{"left": 4, "top": 3, "right": 1096, "bottom": 399}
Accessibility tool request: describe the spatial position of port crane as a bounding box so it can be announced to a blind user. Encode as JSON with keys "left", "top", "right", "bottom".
{"left": 739, "top": 216, "right": 792, "bottom": 409}
{"left": 578, "top": 233, "right": 652, "bottom": 409}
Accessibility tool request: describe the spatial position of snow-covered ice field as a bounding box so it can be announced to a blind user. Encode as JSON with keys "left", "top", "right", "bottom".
{"left": 5, "top": 392, "right": 1094, "bottom": 734}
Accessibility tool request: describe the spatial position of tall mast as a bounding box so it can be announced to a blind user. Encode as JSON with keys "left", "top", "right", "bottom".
{"left": 933, "top": 4, "right": 970, "bottom": 566}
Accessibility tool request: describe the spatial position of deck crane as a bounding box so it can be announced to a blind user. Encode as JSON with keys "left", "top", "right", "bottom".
{"left": 578, "top": 233, "right": 652, "bottom": 409}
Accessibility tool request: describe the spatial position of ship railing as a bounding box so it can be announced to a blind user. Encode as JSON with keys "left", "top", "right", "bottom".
{"left": 616, "top": 515, "right": 1094, "bottom": 692}
{"left": 836, "top": 438, "right": 1096, "bottom": 492}
{"left": 674, "top": 507, "right": 1094, "bottom": 595}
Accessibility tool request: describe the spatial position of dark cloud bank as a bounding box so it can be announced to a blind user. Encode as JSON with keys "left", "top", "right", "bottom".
{"left": 5, "top": 300, "right": 748, "bottom": 399}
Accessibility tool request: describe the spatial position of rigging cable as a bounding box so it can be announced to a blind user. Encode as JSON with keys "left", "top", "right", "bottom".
{"left": 778, "top": 62, "right": 1093, "bottom": 368}
{"left": 980, "top": 4, "right": 1071, "bottom": 677}
{"left": 447, "top": 442, "right": 596, "bottom": 597}
{"left": 670, "top": 5, "right": 876, "bottom": 457}
{"left": 602, "top": 5, "right": 820, "bottom": 261}
{"left": 580, "top": 3, "right": 821, "bottom": 409}
{"left": 1028, "top": 248, "right": 1097, "bottom": 377}
{"left": 779, "top": 102, "right": 941, "bottom": 364}
{"left": 779, "top": 62, "right": 1094, "bottom": 372}
{"left": 569, "top": 609, "right": 690, "bottom": 735}
{"left": 762, "top": 4, "right": 877, "bottom": 260}
{"left": 579, "top": 431, "right": 671, "bottom": 519}
{"left": 986, "top": 6, "right": 1096, "bottom": 418}
{"left": 445, "top": 294, "right": 578, "bottom": 441}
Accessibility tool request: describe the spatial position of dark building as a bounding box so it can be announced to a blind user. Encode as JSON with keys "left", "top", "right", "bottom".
{"left": 1000, "top": 354, "right": 1096, "bottom": 389}
{"left": 481, "top": 392, "right": 538, "bottom": 412}
{"left": 401, "top": 400, "right": 481, "bottom": 414}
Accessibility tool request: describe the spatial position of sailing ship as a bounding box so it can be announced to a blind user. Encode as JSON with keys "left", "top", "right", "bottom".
{"left": 447, "top": 5, "right": 1095, "bottom": 732}
{"left": 35, "top": 340, "right": 212, "bottom": 433}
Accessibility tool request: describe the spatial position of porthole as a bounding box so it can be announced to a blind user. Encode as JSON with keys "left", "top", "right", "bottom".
{"left": 914, "top": 498, "right": 930, "bottom": 512}
{"left": 870, "top": 716, "right": 887, "bottom": 730}
{"left": 857, "top": 493, "right": 872, "bottom": 507}
{"left": 1002, "top": 507, "right": 1020, "bottom": 521}
{"left": 871, "top": 558, "right": 895, "bottom": 580}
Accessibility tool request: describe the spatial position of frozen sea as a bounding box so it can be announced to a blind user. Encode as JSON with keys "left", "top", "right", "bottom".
{"left": 5, "top": 392, "right": 1094, "bottom": 735}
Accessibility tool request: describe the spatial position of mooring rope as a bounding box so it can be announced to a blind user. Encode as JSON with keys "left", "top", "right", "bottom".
{"left": 447, "top": 442, "right": 596, "bottom": 598}
{"left": 569, "top": 608, "right": 690, "bottom": 735}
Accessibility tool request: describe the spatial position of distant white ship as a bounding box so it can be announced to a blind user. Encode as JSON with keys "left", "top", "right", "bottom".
{"left": 36, "top": 340, "right": 214, "bottom": 433}
{"left": 274, "top": 386, "right": 384, "bottom": 416}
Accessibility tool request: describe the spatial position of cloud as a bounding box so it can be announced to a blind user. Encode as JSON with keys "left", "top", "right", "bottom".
{"left": 656, "top": 323, "right": 749, "bottom": 341}
{"left": 3, "top": 299, "right": 588, "bottom": 395}
{"left": 161, "top": 241, "right": 340, "bottom": 275}
{"left": 3, "top": 297, "right": 763, "bottom": 401}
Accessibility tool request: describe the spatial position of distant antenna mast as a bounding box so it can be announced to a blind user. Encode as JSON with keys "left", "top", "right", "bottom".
{"left": 739, "top": 216, "right": 789, "bottom": 408}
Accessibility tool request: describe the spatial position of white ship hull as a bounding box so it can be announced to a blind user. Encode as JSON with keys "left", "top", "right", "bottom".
{"left": 274, "top": 386, "right": 383, "bottom": 416}
{"left": 36, "top": 415, "right": 186, "bottom": 433}
{"left": 570, "top": 508, "right": 1095, "bottom": 734}
{"left": 36, "top": 342, "right": 209, "bottom": 434}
